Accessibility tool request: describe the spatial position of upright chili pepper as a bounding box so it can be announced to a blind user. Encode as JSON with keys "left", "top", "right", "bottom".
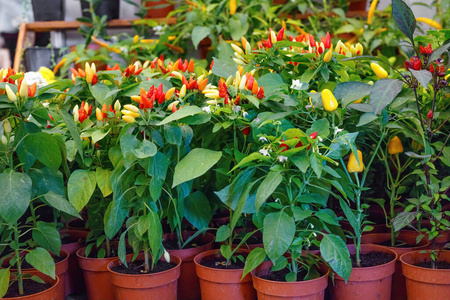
{"left": 370, "top": 62, "right": 388, "bottom": 79}
{"left": 230, "top": 0, "right": 236, "bottom": 15}
{"left": 321, "top": 89, "right": 338, "bottom": 112}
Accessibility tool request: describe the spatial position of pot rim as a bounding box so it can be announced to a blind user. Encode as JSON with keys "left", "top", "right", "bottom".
{"left": 5, "top": 274, "right": 59, "bottom": 299}
{"left": 345, "top": 243, "right": 398, "bottom": 271}
{"left": 193, "top": 249, "right": 250, "bottom": 273}
{"left": 400, "top": 250, "right": 450, "bottom": 272}
{"left": 362, "top": 231, "right": 431, "bottom": 250}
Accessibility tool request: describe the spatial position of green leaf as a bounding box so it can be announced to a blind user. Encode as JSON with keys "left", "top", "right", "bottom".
{"left": 357, "top": 112, "right": 378, "bottom": 127}
{"left": 96, "top": 167, "right": 113, "bottom": 197}
{"left": 220, "top": 244, "right": 232, "bottom": 260}
{"left": 339, "top": 198, "right": 360, "bottom": 236}
{"left": 89, "top": 83, "right": 113, "bottom": 106}
{"left": 104, "top": 197, "right": 128, "bottom": 239}
{"left": 333, "top": 82, "right": 371, "bottom": 107}
{"left": 392, "top": 0, "right": 416, "bottom": 45}
{"left": 133, "top": 140, "right": 157, "bottom": 159}
{"left": 242, "top": 247, "right": 266, "bottom": 279}
{"left": 255, "top": 171, "right": 283, "bottom": 212}
{"left": 172, "top": 148, "right": 222, "bottom": 187}
{"left": 32, "top": 221, "right": 61, "bottom": 255}
{"left": 68, "top": 170, "right": 96, "bottom": 211}
{"left": 263, "top": 211, "right": 295, "bottom": 262}
{"left": 137, "top": 215, "right": 149, "bottom": 237}
{"left": 147, "top": 210, "right": 162, "bottom": 266}
{"left": 118, "top": 231, "right": 127, "bottom": 267}
{"left": 91, "top": 129, "right": 111, "bottom": 144}
{"left": 120, "top": 134, "right": 140, "bottom": 167}
{"left": 231, "top": 152, "right": 270, "bottom": 171}
{"left": 370, "top": 79, "right": 404, "bottom": 114}
{"left": 43, "top": 192, "right": 80, "bottom": 218}
{"left": 393, "top": 211, "right": 419, "bottom": 231}
{"left": 0, "top": 268, "right": 10, "bottom": 298}
{"left": 291, "top": 152, "right": 310, "bottom": 172}
{"left": 215, "top": 225, "right": 231, "bottom": 242}
{"left": 158, "top": 106, "right": 203, "bottom": 125}
{"left": 428, "top": 38, "right": 450, "bottom": 64}
{"left": 24, "top": 132, "right": 62, "bottom": 170}
{"left": 320, "top": 234, "right": 351, "bottom": 281}
{"left": 0, "top": 171, "right": 32, "bottom": 224}
{"left": 211, "top": 57, "right": 239, "bottom": 80}
{"left": 184, "top": 191, "right": 212, "bottom": 229}
{"left": 410, "top": 69, "right": 432, "bottom": 88}
{"left": 25, "top": 248, "right": 55, "bottom": 279}
{"left": 192, "top": 26, "right": 211, "bottom": 49}
{"left": 59, "top": 109, "right": 83, "bottom": 161}
{"left": 310, "top": 153, "right": 323, "bottom": 178}
{"left": 29, "top": 168, "right": 64, "bottom": 197}
{"left": 257, "top": 73, "right": 289, "bottom": 95}
{"left": 230, "top": 180, "right": 256, "bottom": 230}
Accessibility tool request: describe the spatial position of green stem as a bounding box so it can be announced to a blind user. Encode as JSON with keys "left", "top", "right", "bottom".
{"left": 354, "top": 173, "right": 361, "bottom": 268}
{"left": 14, "top": 224, "right": 23, "bottom": 295}
{"left": 143, "top": 245, "right": 150, "bottom": 273}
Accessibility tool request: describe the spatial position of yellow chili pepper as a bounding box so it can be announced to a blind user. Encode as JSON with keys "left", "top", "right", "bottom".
{"left": 122, "top": 115, "right": 136, "bottom": 124}
{"left": 367, "top": 0, "right": 378, "bottom": 25}
{"left": 370, "top": 62, "right": 388, "bottom": 79}
{"left": 19, "top": 81, "right": 28, "bottom": 98}
{"left": 347, "top": 150, "right": 364, "bottom": 173}
{"left": 5, "top": 85, "right": 17, "bottom": 102}
{"left": 133, "top": 35, "right": 139, "bottom": 44}
{"left": 321, "top": 89, "right": 338, "bottom": 112}
{"left": 230, "top": 0, "right": 236, "bottom": 15}
{"left": 388, "top": 136, "right": 404, "bottom": 155}
{"left": 96, "top": 108, "right": 104, "bottom": 121}
{"left": 179, "top": 84, "right": 187, "bottom": 98}
{"left": 165, "top": 87, "right": 176, "bottom": 100}
{"left": 53, "top": 58, "right": 66, "bottom": 74}
{"left": 323, "top": 48, "right": 333, "bottom": 62}
{"left": 416, "top": 17, "right": 442, "bottom": 30}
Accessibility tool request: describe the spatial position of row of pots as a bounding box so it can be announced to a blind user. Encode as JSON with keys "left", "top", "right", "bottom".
{"left": 36, "top": 229, "right": 448, "bottom": 300}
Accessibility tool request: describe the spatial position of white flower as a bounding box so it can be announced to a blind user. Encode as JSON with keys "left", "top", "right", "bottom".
{"left": 242, "top": 111, "right": 248, "bottom": 118}
{"left": 202, "top": 106, "right": 211, "bottom": 114}
{"left": 24, "top": 72, "right": 47, "bottom": 86}
{"left": 258, "top": 136, "right": 268, "bottom": 143}
{"left": 259, "top": 149, "right": 270, "bottom": 157}
{"left": 42, "top": 102, "right": 49, "bottom": 108}
{"left": 233, "top": 105, "right": 242, "bottom": 114}
{"left": 334, "top": 127, "right": 343, "bottom": 135}
{"left": 120, "top": 47, "right": 128, "bottom": 55}
{"left": 163, "top": 249, "right": 170, "bottom": 263}
{"left": 290, "top": 79, "right": 303, "bottom": 90}
{"left": 153, "top": 25, "right": 163, "bottom": 35}
{"left": 318, "top": 136, "right": 323, "bottom": 142}
{"left": 278, "top": 155, "right": 288, "bottom": 163}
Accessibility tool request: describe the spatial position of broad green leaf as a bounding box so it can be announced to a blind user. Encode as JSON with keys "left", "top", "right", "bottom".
{"left": 0, "top": 268, "right": 10, "bottom": 298}
{"left": 43, "top": 192, "right": 80, "bottom": 218}
{"left": 320, "top": 234, "right": 351, "bottom": 281}
{"left": 164, "top": 124, "right": 182, "bottom": 146}
{"left": 137, "top": 215, "right": 149, "bottom": 237}
{"left": 120, "top": 134, "right": 140, "bottom": 167}
{"left": 291, "top": 152, "right": 310, "bottom": 172}
{"left": 327, "top": 132, "right": 358, "bottom": 159}
{"left": 147, "top": 210, "right": 162, "bottom": 267}
{"left": 68, "top": 170, "right": 96, "bottom": 211}
{"left": 0, "top": 171, "right": 32, "bottom": 224}
{"left": 25, "top": 248, "right": 55, "bottom": 279}
{"left": 216, "top": 225, "right": 231, "bottom": 242}
{"left": 263, "top": 211, "right": 295, "bottom": 262}
{"left": 255, "top": 171, "right": 283, "bottom": 211}
{"left": 104, "top": 197, "right": 128, "bottom": 239}
{"left": 91, "top": 129, "right": 111, "bottom": 144}
{"left": 158, "top": 106, "right": 203, "bottom": 125}
{"left": 370, "top": 79, "right": 404, "bottom": 115}
{"left": 29, "top": 167, "right": 64, "bottom": 197}
{"left": 32, "top": 221, "right": 61, "bottom": 255}
{"left": 392, "top": 0, "right": 416, "bottom": 45}
{"left": 118, "top": 231, "right": 127, "bottom": 267}
{"left": 308, "top": 118, "right": 330, "bottom": 139}
{"left": 192, "top": 26, "right": 211, "bottom": 49}
{"left": 96, "top": 167, "right": 113, "bottom": 197}
{"left": 357, "top": 112, "right": 378, "bottom": 127}
{"left": 184, "top": 191, "right": 212, "bottom": 229}
{"left": 242, "top": 247, "right": 266, "bottom": 279}
{"left": 428, "top": 38, "right": 450, "bottom": 64}
{"left": 410, "top": 69, "right": 432, "bottom": 88}
{"left": 339, "top": 198, "right": 360, "bottom": 236}
{"left": 257, "top": 73, "right": 289, "bottom": 95}
{"left": 211, "top": 57, "right": 238, "bottom": 79}
{"left": 172, "top": 148, "right": 222, "bottom": 187}
{"left": 59, "top": 109, "right": 83, "bottom": 160}
{"left": 24, "top": 132, "right": 62, "bottom": 170}
{"left": 220, "top": 244, "right": 232, "bottom": 260}
{"left": 89, "top": 83, "right": 113, "bottom": 105}
{"left": 393, "top": 211, "right": 419, "bottom": 231}
{"left": 133, "top": 140, "right": 157, "bottom": 159}
{"left": 230, "top": 180, "right": 256, "bottom": 230}
{"left": 231, "top": 152, "right": 270, "bottom": 171}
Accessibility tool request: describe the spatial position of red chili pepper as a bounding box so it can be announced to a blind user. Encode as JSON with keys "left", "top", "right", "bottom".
{"left": 92, "top": 73, "right": 98, "bottom": 85}
{"left": 219, "top": 81, "right": 228, "bottom": 97}
{"left": 257, "top": 86, "right": 264, "bottom": 99}
{"left": 324, "top": 32, "right": 331, "bottom": 49}
{"left": 210, "top": 60, "right": 214, "bottom": 70}
{"left": 246, "top": 76, "right": 254, "bottom": 90}
{"left": 276, "top": 28, "right": 284, "bottom": 41}
{"left": 309, "top": 131, "right": 318, "bottom": 139}
{"left": 427, "top": 110, "right": 433, "bottom": 119}
{"left": 309, "top": 34, "right": 316, "bottom": 48}
{"left": 242, "top": 127, "right": 250, "bottom": 136}
{"left": 419, "top": 43, "right": 432, "bottom": 54}
{"left": 234, "top": 95, "right": 241, "bottom": 105}
{"left": 279, "top": 140, "right": 289, "bottom": 152}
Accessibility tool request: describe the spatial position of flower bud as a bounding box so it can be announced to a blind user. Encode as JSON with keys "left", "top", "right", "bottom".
{"left": 164, "top": 250, "right": 170, "bottom": 263}
{"left": 3, "top": 120, "right": 11, "bottom": 133}
{"left": 114, "top": 100, "right": 121, "bottom": 112}
{"left": 1, "top": 135, "right": 7, "bottom": 145}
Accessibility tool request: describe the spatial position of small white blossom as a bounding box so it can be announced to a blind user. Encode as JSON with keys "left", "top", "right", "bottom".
{"left": 259, "top": 149, "right": 270, "bottom": 157}
{"left": 233, "top": 105, "right": 242, "bottom": 114}
{"left": 202, "top": 106, "right": 211, "bottom": 114}
{"left": 242, "top": 111, "right": 248, "bottom": 118}
{"left": 290, "top": 79, "right": 302, "bottom": 90}
{"left": 163, "top": 249, "right": 170, "bottom": 263}
{"left": 334, "top": 127, "right": 343, "bottom": 135}
{"left": 318, "top": 136, "right": 323, "bottom": 142}
{"left": 24, "top": 72, "right": 47, "bottom": 86}
{"left": 120, "top": 47, "right": 128, "bottom": 55}
{"left": 258, "top": 136, "right": 268, "bottom": 143}
{"left": 153, "top": 25, "right": 163, "bottom": 35}
{"left": 278, "top": 155, "right": 288, "bottom": 163}
{"left": 42, "top": 102, "right": 50, "bottom": 108}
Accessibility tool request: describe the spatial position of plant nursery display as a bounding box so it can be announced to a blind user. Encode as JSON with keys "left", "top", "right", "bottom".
{"left": 0, "top": 0, "right": 449, "bottom": 299}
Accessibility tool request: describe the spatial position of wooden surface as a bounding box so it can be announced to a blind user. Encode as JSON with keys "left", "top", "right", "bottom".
{"left": 13, "top": 17, "right": 176, "bottom": 72}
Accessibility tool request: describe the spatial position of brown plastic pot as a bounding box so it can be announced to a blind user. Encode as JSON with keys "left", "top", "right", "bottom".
{"left": 400, "top": 250, "right": 450, "bottom": 299}
{"left": 330, "top": 244, "right": 397, "bottom": 300}
{"left": 24, "top": 250, "right": 69, "bottom": 300}
{"left": 107, "top": 252, "right": 181, "bottom": 300}
{"left": 144, "top": 0, "right": 174, "bottom": 18}
{"left": 194, "top": 249, "right": 256, "bottom": 300}
{"left": 60, "top": 229, "right": 88, "bottom": 296}
{"left": 76, "top": 246, "right": 124, "bottom": 300}
{"left": 252, "top": 261, "right": 329, "bottom": 299}
{"left": 4, "top": 274, "right": 59, "bottom": 300}
{"left": 361, "top": 231, "right": 430, "bottom": 300}
{"left": 164, "top": 231, "right": 215, "bottom": 300}
{"left": 66, "top": 218, "right": 88, "bottom": 231}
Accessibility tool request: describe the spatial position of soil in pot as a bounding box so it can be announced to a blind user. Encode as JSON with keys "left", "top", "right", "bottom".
{"left": 194, "top": 249, "right": 256, "bottom": 300}
{"left": 4, "top": 280, "right": 51, "bottom": 298}
{"left": 259, "top": 267, "right": 317, "bottom": 282}
{"left": 415, "top": 260, "right": 450, "bottom": 269}
{"left": 110, "top": 259, "right": 176, "bottom": 274}
{"left": 350, "top": 251, "right": 395, "bottom": 267}
{"left": 330, "top": 244, "right": 397, "bottom": 300}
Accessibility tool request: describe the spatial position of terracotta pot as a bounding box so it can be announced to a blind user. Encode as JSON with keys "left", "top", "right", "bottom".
{"left": 252, "top": 261, "right": 329, "bottom": 299}
{"left": 66, "top": 218, "right": 88, "bottom": 231}
{"left": 144, "top": 0, "right": 174, "bottom": 18}
{"left": 24, "top": 250, "right": 69, "bottom": 300}
{"left": 164, "top": 232, "right": 215, "bottom": 300}
{"left": 361, "top": 231, "right": 430, "bottom": 300}
{"left": 400, "top": 250, "right": 450, "bottom": 299}
{"left": 194, "top": 249, "right": 256, "bottom": 300}
{"left": 4, "top": 274, "right": 59, "bottom": 300}
{"left": 76, "top": 246, "right": 124, "bottom": 300}
{"left": 60, "top": 229, "right": 88, "bottom": 296}
{"left": 348, "top": 0, "right": 367, "bottom": 11}
{"left": 330, "top": 244, "right": 397, "bottom": 300}
{"left": 107, "top": 252, "right": 181, "bottom": 300}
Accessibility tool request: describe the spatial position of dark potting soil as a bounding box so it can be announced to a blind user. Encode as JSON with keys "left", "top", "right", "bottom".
{"left": 378, "top": 239, "right": 417, "bottom": 248}
{"left": 414, "top": 260, "right": 450, "bottom": 269}
{"left": 21, "top": 254, "right": 65, "bottom": 269}
{"left": 4, "top": 279, "right": 51, "bottom": 298}
{"left": 259, "top": 268, "right": 312, "bottom": 282}
{"left": 351, "top": 251, "right": 395, "bottom": 268}
{"left": 110, "top": 259, "right": 176, "bottom": 274}
{"left": 200, "top": 253, "right": 247, "bottom": 269}
{"left": 61, "top": 236, "right": 82, "bottom": 244}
